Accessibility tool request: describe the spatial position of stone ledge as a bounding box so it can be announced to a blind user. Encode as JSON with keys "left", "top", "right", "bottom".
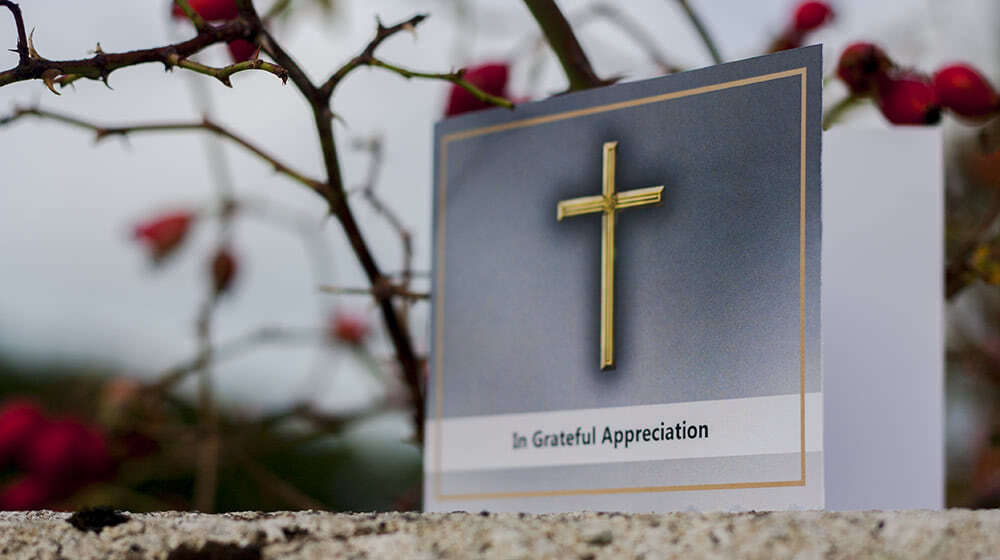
{"left": 1, "top": 509, "right": 998, "bottom": 559}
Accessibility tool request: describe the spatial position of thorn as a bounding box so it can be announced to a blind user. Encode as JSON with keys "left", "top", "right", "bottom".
{"left": 220, "top": 76, "right": 233, "bottom": 88}
{"left": 331, "top": 111, "right": 349, "bottom": 129}
{"left": 273, "top": 65, "right": 289, "bottom": 85}
{"left": 27, "top": 28, "right": 41, "bottom": 60}
{"left": 100, "top": 71, "right": 112, "bottom": 89}
{"left": 93, "top": 42, "right": 105, "bottom": 55}
{"left": 41, "top": 69, "right": 61, "bottom": 96}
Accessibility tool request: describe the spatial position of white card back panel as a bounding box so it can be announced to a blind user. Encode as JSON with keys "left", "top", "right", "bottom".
{"left": 823, "top": 128, "right": 944, "bottom": 510}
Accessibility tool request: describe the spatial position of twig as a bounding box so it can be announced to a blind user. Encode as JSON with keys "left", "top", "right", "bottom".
{"left": 585, "top": 4, "right": 683, "bottom": 74}
{"left": 979, "top": 117, "right": 1000, "bottom": 155}
{"left": 522, "top": 0, "right": 608, "bottom": 91}
{"left": 286, "top": 404, "right": 381, "bottom": 434}
{"left": 193, "top": 298, "right": 220, "bottom": 513}
{"left": 169, "top": 54, "right": 288, "bottom": 87}
{"left": 191, "top": 118, "right": 240, "bottom": 513}
{"left": 0, "top": 0, "right": 28, "bottom": 66}
{"left": 946, "top": 182, "right": 1000, "bottom": 299}
{"left": 385, "top": 270, "right": 431, "bottom": 279}
{"left": 369, "top": 57, "right": 514, "bottom": 109}
{"left": 321, "top": 14, "right": 428, "bottom": 96}
{"left": 182, "top": 57, "right": 236, "bottom": 199}
{"left": 236, "top": 197, "right": 336, "bottom": 294}
{"left": 319, "top": 285, "right": 429, "bottom": 301}
{"left": 173, "top": 0, "right": 207, "bottom": 32}
{"left": 149, "top": 325, "right": 323, "bottom": 394}
{"left": 234, "top": 0, "right": 257, "bottom": 18}
{"left": 822, "top": 94, "right": 863, "bottom": 130}
{"left": 676, "top": 0, "right": 723, "bottom": 64}
{"left": 351, "top": 136, "right": 415, "bottom": 316}
{"left": 234, "top": 449, "right": 326, "bottom": 510}
{"left": 263, "top": 0, "right": 294, "bottom": 23}
{"left": 2, "top": 106, "right": 324, "bottom": 193}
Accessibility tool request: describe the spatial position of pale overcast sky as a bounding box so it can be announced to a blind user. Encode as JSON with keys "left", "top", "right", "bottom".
{"left": 0, "top": 0, "right": 995, "bottom": 412}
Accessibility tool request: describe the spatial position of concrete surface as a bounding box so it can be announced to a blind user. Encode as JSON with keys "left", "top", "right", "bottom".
{"left": 0, "top": 509, "right": 998, "bottom": 559}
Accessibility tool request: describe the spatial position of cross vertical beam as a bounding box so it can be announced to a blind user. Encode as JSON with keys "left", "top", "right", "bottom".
{"left": 601, "top": 142, "right": 617, "bottom": 371}
{"left": 557, "top": 141, "right": 664, "bottom": 370}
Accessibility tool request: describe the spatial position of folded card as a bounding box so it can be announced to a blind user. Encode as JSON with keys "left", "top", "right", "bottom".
{"left": 424, "top": 46, "right": 942, "bottom": 512}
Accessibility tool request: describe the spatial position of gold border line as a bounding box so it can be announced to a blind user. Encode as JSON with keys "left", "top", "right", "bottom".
{"left": 433, "top": 66, "right": 809, "bottom": 501}
{"left": 800, "top": 67, "right": 808, "bottom": 483}
{"left": 441, "top": 67, "right": 805, "bottom": 143}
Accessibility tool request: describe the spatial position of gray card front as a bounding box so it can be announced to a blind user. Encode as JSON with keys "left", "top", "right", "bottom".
{"left": 426, "top": 47, "right": 823, "bottom": 512}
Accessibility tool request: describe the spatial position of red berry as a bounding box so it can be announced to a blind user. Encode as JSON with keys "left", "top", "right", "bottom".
{"left": 210, "top": 248, "right": 238, "bottom": 295}
{"left": 170, "top": 0, "right": 239, "bottom": 21}
{"left": 877, "top": 73, "right": 941, "bottom": 125}
{"left": 133, "top": 211, "right": 195, "bottom": 262}
{"left": 836, "top": 42, "right": 893, "bottom": 95}
{"left": 329, "top": 312, "right": 370, "bottom": 346}
{"left": 0, "top": 400, "right": 47, "bottom": 465}
{"left": 793, "top": 1, "right": 834, "bottom": 33}
{"left": 227, "top": 40, "right": 257, "bottom": 63}
{"left": 445, "top": 63, "right": 510, "bottom": 117}
{"left": 933, "top": 64, "right": 1000, "bottom": 120}
{"left": 22, "top": 419, "right": 111, "bottom": 483}
{"left": 0, "top": 476, "right": 54, "bottom": 511}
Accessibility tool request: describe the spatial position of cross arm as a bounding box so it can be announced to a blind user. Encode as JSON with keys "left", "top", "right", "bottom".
{"left": 613, "top": 185, "right": 664, "bottom": 209}
{"left": 557, "top": 195, "right": 606, "bottom": 220}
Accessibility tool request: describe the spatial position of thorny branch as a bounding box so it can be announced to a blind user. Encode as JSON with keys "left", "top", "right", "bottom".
{"left": 0, "top": 4, "right": 283, "bottom": 89}
{"left": 252, "top": 11, "right": 430, "bottom": 444}
{"left": 0, "top": 2, "right": 512, "bottom": 448}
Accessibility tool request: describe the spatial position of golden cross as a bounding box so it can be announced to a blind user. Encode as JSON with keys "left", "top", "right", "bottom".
{"left": 557, "top": 141, "right": 664, "bottom": 370}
